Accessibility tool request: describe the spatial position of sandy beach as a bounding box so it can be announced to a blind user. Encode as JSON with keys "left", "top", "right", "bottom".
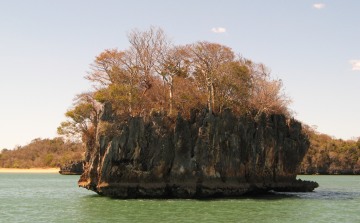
{"left": 0, "top": 168, "right": 59, "bottom": 173}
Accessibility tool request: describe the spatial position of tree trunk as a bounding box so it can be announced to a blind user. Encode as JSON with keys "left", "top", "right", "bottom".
{"left": 129, "top": 91, "right": 132, "bottom": 115}
{"left": 169, "top": 81, "right": 173, "bottom": 115}
{"left": 207, "top": 83, "right": 213, "bottom": 114}
{"left": 211, "top": 82, "right": 215, "bottom": 113}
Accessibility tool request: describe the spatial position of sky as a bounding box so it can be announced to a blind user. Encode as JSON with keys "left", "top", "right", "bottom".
{"left": 1, "top": 0, "right": 359, "bottom": 149}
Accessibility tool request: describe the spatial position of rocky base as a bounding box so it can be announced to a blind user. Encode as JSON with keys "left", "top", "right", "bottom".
{"left": 79, "top": 107, "right": 318, "bottom": 198}
{"left": 272, "top": 179, "right": 319, "bottom": 193}
{"left": 300, "top": 169, "right": 360, "bottom": 175}
{"left": 59, "top": 161, "right": 84, "bottom": 175}
{"left": 79, "top": 180, "right": 318, "bottom": 199}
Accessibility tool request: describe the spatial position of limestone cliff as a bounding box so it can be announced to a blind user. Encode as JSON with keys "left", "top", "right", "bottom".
{"left": 79, "top": 106, "right": 318, "bottom": 198}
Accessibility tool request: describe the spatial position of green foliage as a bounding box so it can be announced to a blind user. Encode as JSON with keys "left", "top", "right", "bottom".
{"left": 0, "top": 138, "right": 84, "bottom": 168}
{"left": 57, "top": 121, "right": 80, "bottom": 139}
{"left": 65, "top": 103, "right": 93, "bottom": 124}
{"left": 94, "top": 84, "right": 140, "bottom": 114}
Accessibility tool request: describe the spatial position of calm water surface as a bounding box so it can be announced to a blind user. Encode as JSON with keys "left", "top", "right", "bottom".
{"left": 0, "top": 174, "right": 359, "bottom": 223}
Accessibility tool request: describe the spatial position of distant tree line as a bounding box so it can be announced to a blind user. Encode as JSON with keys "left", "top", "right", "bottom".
{"left": 300, "top": 126, "right": 360, "bottom": 174}
{"left": 0, "top": 138, "right": 83, "bottom": 168}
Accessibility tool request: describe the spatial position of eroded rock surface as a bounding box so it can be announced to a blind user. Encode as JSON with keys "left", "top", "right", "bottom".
{"left": 59, "top": 160, "right": 84, "bottom": 175}
{"left": 79, "top": 107, "right": 318, "bottom": 198}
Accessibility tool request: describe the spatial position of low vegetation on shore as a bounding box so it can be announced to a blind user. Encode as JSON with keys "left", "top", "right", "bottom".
{"left": 300, "top": 126, "right": 360, "bottom": 174}
{"left": 0, "top": 138, "right": 83, "bottom": 168}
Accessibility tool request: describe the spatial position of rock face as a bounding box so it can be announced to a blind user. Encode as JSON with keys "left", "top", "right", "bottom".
{"left": 59, "top": 161, "right": 84, "bottom": 175}
{"left": 79, "top": 107, "right": 318, "bottom": 198}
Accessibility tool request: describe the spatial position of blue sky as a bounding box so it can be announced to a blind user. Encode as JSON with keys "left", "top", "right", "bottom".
{"left": 1, "top": 0, "right": 359, "bottom": 149}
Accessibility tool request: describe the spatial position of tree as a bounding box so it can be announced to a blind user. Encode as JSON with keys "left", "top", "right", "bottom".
{"left": 214, "top": 61, "right": 252, "bottom": 113}
{"left": 245, "top": 62, "right": 291, "bottom": 117}
{"left": 57, "top": 92, "right": 101, "bottom": 146}
{"left": 86, "top": 49, "right": 126, "bottom": 88}
{"left": 160, "top": 45, "right": 192, "bottom": 115}
{"left": 92, "top": 56, "right": 142, "bottom": 116}
{"left": 85, "top": 48, "right": 142, "bottom": 115}
{"left": 88, "top": 27, "right": 171, "bottom": 116}
{"left": 126, "top": 26, "right": 170, "bottom": 96}
{"left": 190, "top": 42, "right": 235, "bottom": 113}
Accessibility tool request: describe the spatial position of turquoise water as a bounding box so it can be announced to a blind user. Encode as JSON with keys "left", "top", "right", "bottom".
{"left": 0, "top": 174, "right": 359, "bottom": 223}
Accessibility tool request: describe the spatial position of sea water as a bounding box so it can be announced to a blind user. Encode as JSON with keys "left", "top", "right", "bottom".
{"left": 0, "top": 174, "right": 359, "bottom": 223}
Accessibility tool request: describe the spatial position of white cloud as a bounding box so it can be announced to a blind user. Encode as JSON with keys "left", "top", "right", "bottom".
{"left": 313, "top": 3, "right": 325, "bottom": 9}
{"left": 211, "top": 27, "right": 226, "bottom": 33}
{"left": 350, "top": 60, "right": 360, "bottom": 71}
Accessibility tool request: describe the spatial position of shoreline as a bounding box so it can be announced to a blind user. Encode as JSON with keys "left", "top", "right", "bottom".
{"left": 0, "top": 168, "right": 59, "bottom": 173}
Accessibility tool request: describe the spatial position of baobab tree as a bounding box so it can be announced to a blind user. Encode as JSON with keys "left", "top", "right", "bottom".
{"left": 190, "top": 42, "right": 235, "bottom": 113}
{"left": 246, "top": 62, "right": 292, "bottom": 117}
{"left": 126, "top": 26, "right": 170, "bottom": 96}
{"left": 213, "top": 61, "right": 252, "bottom": 113}
{"left": 161, "top": 45, "right": 192, "bottom": 115}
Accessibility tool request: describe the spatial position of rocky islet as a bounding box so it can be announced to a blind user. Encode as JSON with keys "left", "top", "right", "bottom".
{"left": 79, "top": 105, "right": 318, "bottom": 198}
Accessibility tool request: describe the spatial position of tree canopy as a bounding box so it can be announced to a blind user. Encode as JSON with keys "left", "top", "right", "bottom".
{"left": 58, "top": 27, "right": 292, "bottom": 143}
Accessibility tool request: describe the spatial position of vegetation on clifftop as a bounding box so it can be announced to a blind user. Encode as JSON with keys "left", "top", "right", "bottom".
{"left": 58, "top": 27, "right": 291, "bottom": 143}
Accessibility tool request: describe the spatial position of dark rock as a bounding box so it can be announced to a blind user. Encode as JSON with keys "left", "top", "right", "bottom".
{"left": 79, "top": 109, "right": 318, "bottom": 198}
{"left": 273, "top": 179, "right": 319, "bottom": 192}
{"left": 59, "top": 161, "right": 84, "bottom": 175}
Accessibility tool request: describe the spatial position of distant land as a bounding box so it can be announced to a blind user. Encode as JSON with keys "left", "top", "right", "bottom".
{"left": 300, "top": 125, "right": 360, "bottom": 175}
{"left": 0, "top": 138, "right": 83, "bottom": 169}
{"left": 0, "top": 168, "right": 59, "bottom": 173}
